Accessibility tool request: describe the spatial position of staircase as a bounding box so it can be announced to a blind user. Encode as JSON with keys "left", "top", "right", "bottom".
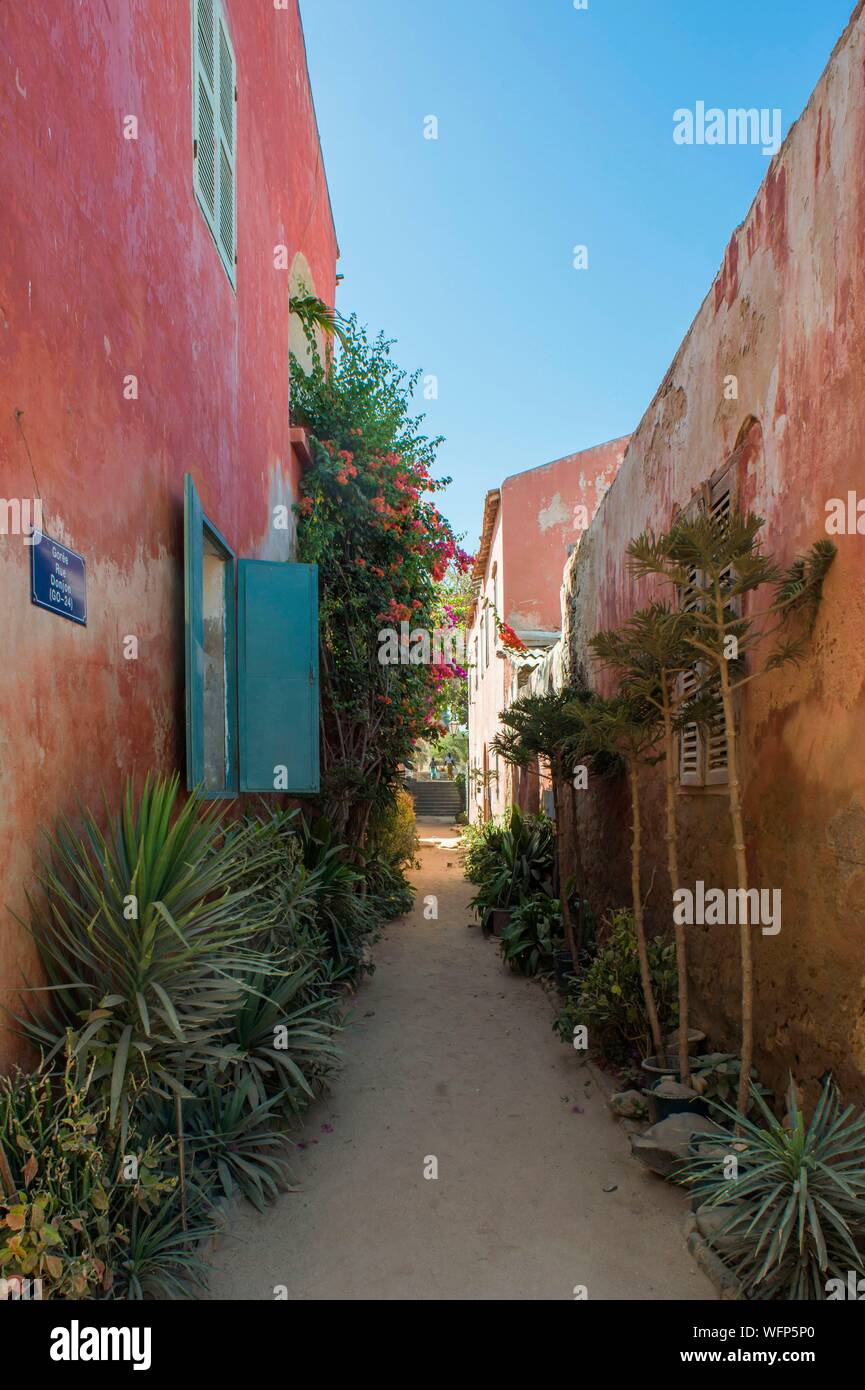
{"left": 404, "top": 778, "right": 463, "bottom": 818}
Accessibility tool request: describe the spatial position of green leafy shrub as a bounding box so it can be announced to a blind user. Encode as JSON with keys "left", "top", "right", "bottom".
{"left": 553, "top": 910, "right": 678, "bottom": 1061}
{"left": 464, "top": 806, "right": 555, "bottom": 928}
{"left": 677, "top": 1077, "right": 865, "bottom": 1300}
{"left": 0, "top": 1051, "right": 184, "bottom": 1299}
{"left": 499, "top": 893, "right": 563, "bottom": 976}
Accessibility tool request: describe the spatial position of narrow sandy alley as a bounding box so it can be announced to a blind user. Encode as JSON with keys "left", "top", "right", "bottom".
{"left": 207, "top": 820, "right": 715, "bottom": 1301}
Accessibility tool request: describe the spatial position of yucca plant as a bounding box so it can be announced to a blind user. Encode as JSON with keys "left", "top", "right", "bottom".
{"left": 185, "top": 1075, "right": 293, "bottom": 1213}
{"left": 112, "top": 1187, "right": 216, "bottom": 1301}
{"left": 12, "top": 774, "right": 275, "bottom": 1141}
{"left": 629, "top": 512, "right": 836, "bottom": 1116}
{"left": 678, "top": 1077, "right": 865, "bottom": 1300}
{"left": 298, "top": 816, "right": 379, "bottom": 976}
{"left": 225, "top": 958, "right": 342, "bottom": 1117}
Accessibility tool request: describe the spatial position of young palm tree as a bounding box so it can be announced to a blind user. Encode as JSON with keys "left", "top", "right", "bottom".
{"left": 565, "top": 694, "right": 666, "bottom": 1061}
{"left": 590, "top": 603, "right": 720, "bottom": 1084}
{"left": 492, "top": 688, "right": 595, "bottom": 968}
{"left": 628, "top": 509, "right": 835, "bottom": 1117}
{"left": 289, "top": 292, "right": 349, "bottom": 347}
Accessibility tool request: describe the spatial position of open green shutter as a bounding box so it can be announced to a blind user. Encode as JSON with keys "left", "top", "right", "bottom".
{"left": 238, "top": 561, "right": 319, "bottom": 793}
{"left": 184, "top": 474, "right": 206, "bottom": 789}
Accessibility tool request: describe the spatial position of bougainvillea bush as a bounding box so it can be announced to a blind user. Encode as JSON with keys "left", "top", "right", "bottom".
{"left": 291, "top": 316, "right": 471, "bottom": 844}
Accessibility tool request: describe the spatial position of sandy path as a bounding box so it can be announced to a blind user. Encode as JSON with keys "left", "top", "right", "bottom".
{"left": 206, "top": 819, "right": 714, "bottom": 1301}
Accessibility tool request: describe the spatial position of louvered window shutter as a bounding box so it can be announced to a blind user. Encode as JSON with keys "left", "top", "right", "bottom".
{"left": 217, "top": 14, "right": 236, "bottom": 282}
{"left": 193, "top": 0, "right": 236, "bottom": 286}
{"left": 705, "top": 473, "right": 733, "bottom": 784}
{"left": 678, "top": 560, "right": 705, "bottom": 785}
{"left": 193, "top": 0, "right": 218, "bottom": 235}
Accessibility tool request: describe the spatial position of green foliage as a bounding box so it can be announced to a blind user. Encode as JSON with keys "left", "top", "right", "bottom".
{"left": 463, "top": 806, "right": 556, "bottom": 928}
{"left": 499, "top": 893, "right": 562, "bottom": 976}
{"left": 12, "top": 774, "right": 275, "bottom": 1140}
{"left": 0, "top": 1050, "right": 181, "bottom": 1299}
{"left": 553, "top": 911, "right": 678, "bottom": 1060}
{"left": 690, "top": 1054, "right": 772, "bottom": 1115}
{"left": 5, "top": 775, "right": 413, "bottom": 1300}
{"left": 297, "top": 815, "right": 380, "bottom": 977}
{"left": 184, "top": 1076, "right": 293, "bottom": 1214}
{"left": 291, "top": 313, "right": 468, "bottom": 834}
{"left": 222, "top": 960, "right": 342, "bottom": 1119}
{"left": 677, "top": 1077, "right": 865, "bottom": 1300}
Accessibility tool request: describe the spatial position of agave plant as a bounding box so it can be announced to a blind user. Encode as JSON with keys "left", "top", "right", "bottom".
{"left": 678, "top": 1077, "right": 865, "bottom": 1299}
{"left": 12, "top": 774, "right": 275, "bottom": 1139}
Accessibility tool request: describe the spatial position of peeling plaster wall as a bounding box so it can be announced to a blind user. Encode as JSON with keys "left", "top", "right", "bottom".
{"left": 0, "top": 0, "right": 338, "bottom": 1069}
{"left": 564, "top": 2, "right": 865, "bottom": 1102}
{"left": 501, "top": 437, "right": 629, "bottom": 633}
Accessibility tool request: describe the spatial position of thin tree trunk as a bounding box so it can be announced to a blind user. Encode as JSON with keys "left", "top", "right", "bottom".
{"left": 662, "top": 689, "right": 690, "bottom": 1084}
{"left": 551, "top": 773, "right": 578, "bottom": 969}
{"left": 719, "top": 653, "right": 752, "bottom": 1123}
{"left": 568, "top": 778, "right": 585, "bottom": 956}
{"left": 628, "top": 757, "right": 665, "bottom": 1059}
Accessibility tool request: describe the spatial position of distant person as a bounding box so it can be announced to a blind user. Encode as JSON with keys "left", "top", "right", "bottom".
{"left": 444, "top": 752, "right": 455, "bottom": 779}
{"left": 429, "top": 756, "right": 439, "bottom": 780}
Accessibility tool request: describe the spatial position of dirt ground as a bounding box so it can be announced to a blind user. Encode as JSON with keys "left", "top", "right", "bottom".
{"left": 206, "top": 819, "right": 715, "bottom": 1301}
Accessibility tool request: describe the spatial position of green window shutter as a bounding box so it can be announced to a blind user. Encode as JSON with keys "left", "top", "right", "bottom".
{"left": 184, "top": 473, "right": 206, "bottom": 789}
{"left": 192, "top": 0, "right": 236, "bottom": 287}
{"left": 217, "top": 15, "right": 236, "bottom": 281}
{"left": 237, "top": 561, "right": 320, "bottom": 794}
{"left": 193, "top": 0, "right": 218, "bottom": 234}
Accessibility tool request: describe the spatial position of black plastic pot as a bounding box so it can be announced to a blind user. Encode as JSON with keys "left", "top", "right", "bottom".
{"left": 648, "top": 1084, "right": 710, "bottom": 1124}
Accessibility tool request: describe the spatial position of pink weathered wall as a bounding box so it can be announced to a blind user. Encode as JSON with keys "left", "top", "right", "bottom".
{"left": 566, "top": 2, "right": 865, "bottom": 1101}
{"left": 501, "top": 438, "right": 628, "bottom": 634}
{"left": 0, "top": 0, "right": 337, "bottom": 1068}
{"left": 467, "top": 440, "right": 628, "bottom": 822}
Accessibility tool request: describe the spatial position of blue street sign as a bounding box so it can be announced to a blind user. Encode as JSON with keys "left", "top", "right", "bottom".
{"left": 30, "top": 531, "right": 87, "bottom": 626}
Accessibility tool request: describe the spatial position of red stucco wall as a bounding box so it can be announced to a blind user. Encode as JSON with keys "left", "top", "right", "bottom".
{"left": 0, "top": 0, "right": 338, "bottom": 1068}
{"left": 565, "top": 2, "right": 865, "bottom": 1102}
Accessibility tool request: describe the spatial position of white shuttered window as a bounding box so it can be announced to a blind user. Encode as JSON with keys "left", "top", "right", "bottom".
{"left": 193, "top": 0, "right": 237, "bottom": 287}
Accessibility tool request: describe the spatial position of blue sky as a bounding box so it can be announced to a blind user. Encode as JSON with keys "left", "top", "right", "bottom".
{"left": 300, "top": 0, "right": 855, "bottom": 546}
